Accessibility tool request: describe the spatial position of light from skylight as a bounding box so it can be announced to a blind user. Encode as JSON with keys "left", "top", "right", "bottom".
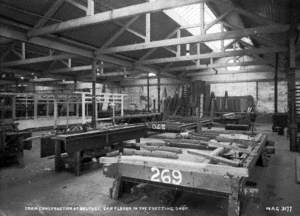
{"left": 164, "top": 3, "right": 236, "bottom": 52}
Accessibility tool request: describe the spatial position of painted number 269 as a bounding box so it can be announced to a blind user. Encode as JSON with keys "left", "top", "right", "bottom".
{"left": 150, "top": 167, "right": 182, "bottom": 185}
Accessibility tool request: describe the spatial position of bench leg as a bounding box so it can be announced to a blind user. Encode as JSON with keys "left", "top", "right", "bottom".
{"left": 110, "top": 177, "right": 123, "bottom": 200}
{"left": 228, "top": 192, "right": 240, "bottom": 216}
{"left": 74, "top": 151, "right": 81, "bottom": 176}
{"left": 54, "top": 140, "right": 64, "bottom": 172}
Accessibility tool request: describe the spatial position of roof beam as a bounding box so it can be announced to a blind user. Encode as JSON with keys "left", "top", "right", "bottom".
{"left": 98, "top": 25, "right": 289, "bottom": 54}
{"left": 34, "top": 0, "right": 65, "bottom": 28}
{"left": 0, "top": 19, "right": 161, "bottom": 74}
{"left": 0, "top": 54, "right": 75, "bottom": 67}
{"left": 188, "top": 69, "right": 274, "bottom": 77}
{"left": 0, "top": 24, "right": 135, "bottom": 68}
{"left": 65, "top": 0, "right": 88, "bottom": 13}
{"left": 164, "top": 60, "right": 268, "bottom": 72}
{"left": 140, "top": 27, "right": 180, "bottom": 60}
{"left": 233, "top": 6, "right": 278, "bottom": 26}
{"left": 48, "top": 64, "right": 113, "bottom": 73}
{"left": 204, "top": 9, "right": 233, "bottom": 32}
{"left": 27, "top": 0, "right": 210, "bottom": 37}
{"left": 100, "top": 15, "right": 141, "bottom": 49}
{"left": 95, "top": 1, "right": 146, "bottom": 40}
{"left": 138, "top": 47, "right": 287, "bottom": 65}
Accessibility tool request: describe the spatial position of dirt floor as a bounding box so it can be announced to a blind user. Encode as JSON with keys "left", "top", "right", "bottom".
{"left": 0, "top": 124, "right": 299, "bottom": 216}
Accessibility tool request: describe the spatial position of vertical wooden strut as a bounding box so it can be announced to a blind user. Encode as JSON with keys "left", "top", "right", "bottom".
{"left": 91, "top": 59, "right": 97, "bottom": 128}
{"left": 147, "top": 73, "right": 150, "bottom": 112}
{"left": 157, "top": 73, "right": 161, "bottom": 112}
{"left": 200, "top": 2, "right": 205, "bottom": 35}
{"left": 288, "top": 0, "right": 298, "bottom": 152}
{"left": 274, "top": 53, "right": 279, "bottom": 113}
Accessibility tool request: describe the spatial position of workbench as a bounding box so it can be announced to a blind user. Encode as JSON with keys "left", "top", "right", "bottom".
{"left": 100, "top": 131, "right": 271, "bottom": 216}
{"left": 43, "top": 124, "right": 146, "bottom": 176}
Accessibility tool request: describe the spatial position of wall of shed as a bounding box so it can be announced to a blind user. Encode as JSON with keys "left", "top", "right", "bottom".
{"left": 120, "top": 77, "right": 183, "bottom": 111}
{"left": 210, "top": 81, "right": 288, "bottom": 113}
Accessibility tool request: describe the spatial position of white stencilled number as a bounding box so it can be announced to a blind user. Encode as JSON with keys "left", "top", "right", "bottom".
{"left": 150, "top": 167, "right": 160, "bottom": 182}
{"left": 151, "top": 123, "right": 166, "bottom": 130}
{"left": 172, "top": 170, "right": 182, "bottom": 185}
{"left": 161, "top": 169, "right": 171, "bottom": 183}
{"left": 150, "top": 167, "right": 182, "bottom": 185}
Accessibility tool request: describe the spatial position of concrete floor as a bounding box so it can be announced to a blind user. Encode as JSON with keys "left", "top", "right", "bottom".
{"left": 0, "top": 124, "right": 299, "bottom": 216}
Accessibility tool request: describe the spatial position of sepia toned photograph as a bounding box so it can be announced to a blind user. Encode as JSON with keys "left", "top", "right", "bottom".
{"left": 0, "top": 0, "right": 299, "bottom": 215}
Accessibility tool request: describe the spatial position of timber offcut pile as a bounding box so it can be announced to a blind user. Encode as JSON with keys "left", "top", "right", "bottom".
{"left": 102, "top": 130, "right": 270, "bottom": 169}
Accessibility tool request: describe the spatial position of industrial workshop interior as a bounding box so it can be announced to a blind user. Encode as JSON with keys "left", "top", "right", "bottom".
{"left": 1, "top": 0, "right": 300, "bottom": 215}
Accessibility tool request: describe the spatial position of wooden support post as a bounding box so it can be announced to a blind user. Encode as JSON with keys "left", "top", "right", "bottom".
{"left": 91, "top": 60, "right": 97, "bottom": 128}
{"left": 288, "top": 3, "right": 297, "bottom": 152}
{"left": 147, "top": 74, "right": 150, "bottom": 112}
{"left": 121, "top": 95, "right": 124, "bottom": 117}
{"left": 34, "top": 95, "right": 38, "bottom": 120}
{"left": 74, "top": 78, "right": 77, "bottom": 91}
{"left": 256, "top": 81, "right": 259, "bottom": 102}
{"left": 76, "top": 102, "right": 79, "bottom": 118}
{"left": 82, "top": 94, "right": 86, "bottom": 124}
{"left": 96, "top": 102, "right": 98, "bottom": 119}
{"left": 54, "top": 99, "right": 58, "bottom": 128}
{"left": 67, "top": 58, "right": 72, "bottom": 68}
{"left": 146, "top": 13, "right": 151, "bottom": 42}
{"left": 196, "top": 43, "right": 200, "bottom": 65}
{"left": 25, "top": 97, "right": 28, "bottom": 120}
{"left": 87, "top": 0, "right": 94, "bottom": 16}
{"left": 66, "top": 99, "right": 70, "bottom": 125}
{"left": 200, "top": 94, "right": 204, "bottom": 118}
{"left": 200, "top": 2, "right": 205, "bottom": 35}
{"left": 221, "top": 22, "right": 225, "bottom": 52}
{"left": 176, "top": 30, "right": 181, "bottom": 57}
{"left": 12, "top": 96, "right": 16, "bottom": 119}
{"left": 46, "top": 100, "right": 49, "bottom": 118}
{"left": 255, "top": 81, "right": 259, "bottom": 104}
{"left": 274, "top": 53, "right": 279, "bottom": 113}
{"left": 296, "top": 156, "right": 300, "bottom": 184}
{"left": 157, "top": 73, "right": 161, "bottom": 112}
{"left": 21, "top": 42, "right": 26, "bottom": 59}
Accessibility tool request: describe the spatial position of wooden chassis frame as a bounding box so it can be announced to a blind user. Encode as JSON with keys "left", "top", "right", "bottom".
{"left": 51, "top": 124, "right": 146, "bottom": 176}
{"left": 101, "top": 134, "right": 267, "bottom": 216}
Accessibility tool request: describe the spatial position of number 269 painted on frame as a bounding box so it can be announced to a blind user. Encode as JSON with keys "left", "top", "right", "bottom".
{"left": 150, "top": 167, "right": 182, "bottom": 185}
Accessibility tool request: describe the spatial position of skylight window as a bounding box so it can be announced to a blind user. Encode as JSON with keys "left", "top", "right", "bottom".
{"left": 164, "top": 3, "right": 235, "bottom": 51}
